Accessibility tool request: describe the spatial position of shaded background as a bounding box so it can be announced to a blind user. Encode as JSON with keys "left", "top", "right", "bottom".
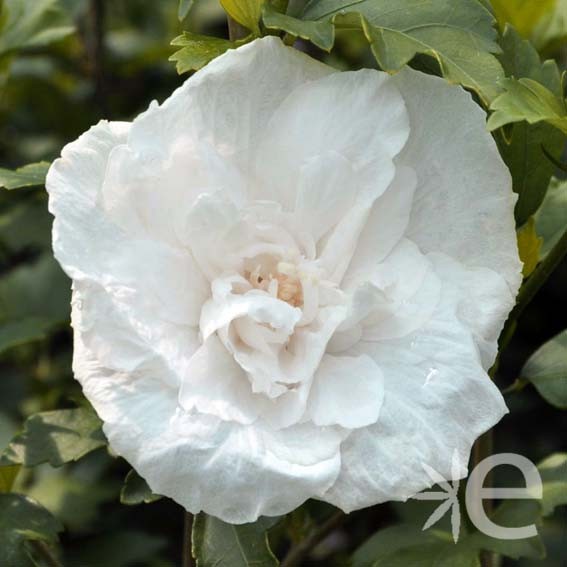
{"left": 0, "top": 1, "right": 565, "bottom": 565}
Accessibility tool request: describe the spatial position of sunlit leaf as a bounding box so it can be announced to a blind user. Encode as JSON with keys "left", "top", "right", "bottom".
{"left": 490, "top": 0, "right": 555, "bottom": 36}
{"left": 532, "top": 0, "right": 567, "bottom": 51}
{"left": 0, "top": 0, "right": 73, "bottom": 56}
{"left": 517, "top": 217, "right": 542, "bottom": 277}
{"left": 192, "top": 513, "right": 279, "bottom": 567}
{"left": 534, "top": 177, "right": 567, "bottom": 257}
{"left": 522, "top": 330, "right": 567, "bottom": 409}
{"left": 220, "top": 0, "right": 264, "bottom": 35}
{"left": 488, "top": 77, "right": 567, "bottom": 134}
{"left": 0, "top": 161, "right": 49, "bottom": 190}
{"left": 0, "top": 407, "right": 106, "bottom": 467}
{"left": 301, "top": 0, "right": 504, "bottom": 104}
{"left": 120, "top": 469, "right": 162, "bottom": 505}
{"left": 0, "top": 493, "right": 63, "bottom": 567}
{"left": 169, "top": 32, "right": 247, "bottom": 74}
{"left": 535, "top": 453, "right": 567, "bottom": 515}
{"left": 494, "top": 25, "right": 564, "bottom": 226}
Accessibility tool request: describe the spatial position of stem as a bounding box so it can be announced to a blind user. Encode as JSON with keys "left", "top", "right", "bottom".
{"left": 227, "top": 17, "right": 248, "bottom": 41}
{"left": 500, "top": 226, "right": 567, "bottom": 352}
{"left": 281, "top": 510, "right": 346, "bottom": 567}
{"left": 29, "top": 540, "right": 63, "bottom": 567}
{"left": 86, "top": 0, "right": 108, "bottom": 114}
{"left": 182, "top": 512, "right": 194, "bottom": 567}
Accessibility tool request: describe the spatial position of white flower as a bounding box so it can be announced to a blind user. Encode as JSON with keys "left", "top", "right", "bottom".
{"left": 46, "top": 37, "right": 521, "bottom": 524}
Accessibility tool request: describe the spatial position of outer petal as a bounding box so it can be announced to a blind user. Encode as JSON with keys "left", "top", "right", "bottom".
{"left": 72, "top": 280, "right": 344, "bottom": 524}
{"left": 392, "top": 68, "right": 522, "bottom": 296}
{"left": 322, "top": 256, "right": 508, "bottom": 511}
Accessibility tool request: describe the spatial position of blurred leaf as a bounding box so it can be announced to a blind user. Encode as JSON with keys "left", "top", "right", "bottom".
{"left": 517, "top": 217, "right": 542, "bottom": 277}
{"left": 169, "top": 32, "right": 247, "bottom": 74}
{"left": 301, "top": 0, "right": 504, "bottom": 104}
{"left": 262, "top": 4, "right": 334, "bottom": 50}
{"left": 488, "top": 77, "right": 567, "bottom": 134}
{"left": 353, "top": 525, "right": 479, "bottom": 566}
{"left": 120, "top": 469, "right": 162, "bottom": 505}
{"left": 192, "top": 513, "right": 279, "bottom": 567}
{"left": 521, "top": 330, "right": 567, "bottom": 409}
{"left": 0, "top": 407, "right": 106, "bottom": 467}
{"left": 0, "top": 464, "right": 20, "bottom": 492}
{"left": 0, "top": 161, "right": 49, "bottom": 189}
{"left": 0, "top": 0, "right": 74, "bottom": 56}
{"left": 28, "top": 473, "right": 117, "bottom": 531}
{"left": 65, "top": 529, "right": 167, "bottom": 567}
{"left": 220, "top": 0, "right": 264, "bottom": 35}
{"left": 536, "top": 453, "right": 567, "bottom": 515}
{"left": 0, "top": 254, "right": 70, "bottom": 353}
{"left": 490, "top": 0, "right": 555, "bottom": 36}
{"left": 494, "top": 25, "right": 564, "bottom": 225}
{"left": 535, "top": 177, "right": 567, "bottom": 257}
{"left": 0, "top": 493, "right": 63, "bottom": 567}
{"left": 178, "top": 0, "right": 194, "bottom": 21}
{"left": 532, "top": 0, "right": 567, "bottom": 51}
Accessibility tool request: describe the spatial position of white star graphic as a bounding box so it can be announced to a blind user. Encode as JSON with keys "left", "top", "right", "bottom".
{"left": 413, "top": 450, "right": 466, "bottom": 543}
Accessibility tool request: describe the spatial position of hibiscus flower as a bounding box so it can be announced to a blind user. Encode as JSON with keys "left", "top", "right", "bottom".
{"left": 47, "top": 37, "right": 521, "bottom": 523}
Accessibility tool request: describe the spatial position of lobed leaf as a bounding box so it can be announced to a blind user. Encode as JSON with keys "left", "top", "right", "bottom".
{"left": 120, "top": 469, "right": 162, "bottom": 505}
{"left": 488, "top": 77, "right": 567, "bottom": 134}
{"left": 536, "top": 453, "right": 567, "bottom": 515}
{"left": 169, "top": 32, "right": 247, "bottom": 74}
{"left": 0, "top": 161, "right": 49, "bottom": 190}
{"left": 192, "top": 513, "right": 279, "bottom": 567}
{"left": 0, "top": 407, "right": 107, "bottom": 468}
{"left": 522, "top": 330, "right": 567, "bottom": 409}
{"left": 300, "top": 0, "right": 504, "bottom": 104}
{"left": 517, "top": 217, "right": 542, "bottom": 277}
{"left": 220, "top": 0, "right": 264, "bottom": 35}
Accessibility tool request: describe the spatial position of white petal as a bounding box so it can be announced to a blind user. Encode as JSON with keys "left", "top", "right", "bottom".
{"left": 254, "top": 68, "right": 410, "bottom": 209}
{"left": 346, "top": 165, "right": 417, "bottom": 277}
{"left": 295, "top": 151, "right": 357, "bottom": 242}
{"left": 322, "top": 263, "right": 508, "bottom": 512}
{"left": 179, "top": 335, "right": 261, "bottom": 424}
{"left": 393, "top": 68, "right": 522, "bottom": 296}
{"left": 306, "top": 354, "right": 384, "bottom": 428}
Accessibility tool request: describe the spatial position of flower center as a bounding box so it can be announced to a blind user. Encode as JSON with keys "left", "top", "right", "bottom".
{"left": 247, "top": 261, "right": 304, "bottom": 307}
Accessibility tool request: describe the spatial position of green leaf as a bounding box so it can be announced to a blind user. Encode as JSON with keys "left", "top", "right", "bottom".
{"left": 262, "top": 4, "right": 334, "bottom": 50}
{"left": 192, "top": 513, "right": 279, "bottom": 567}
{"left": 0, "top": 407, "right": 106, "bottom": 467}
{"left": 536, "top": 453, "right": 567, "bottom": 516}
{"left": 301, "top": 0, "right": 505, "bottom": 104}
{"left": 521, "top": 329, "right": 567, "bottom": 409}
{"left": 517, "top": 217, "right": 542, "bottom": 277}
{"left": 494, "top": 25, "right": 564, "bottom": 226}
{"left": 178, "top": 0, "right": 194, "bottom": 21}
{"left": 0, "top": 254, "right": 70, "bottom": 354}
{"left": 488, "top": 77, "right": 567, "bottom": 134}
{"left": 532, "top": 0, "right": 567, "bottom": 52}
{"left": 0, "top": 493, "right": 63, "bottom": 567}
{"left": 0, "top": 161, "right": 49, "bottom": 190}
{"left": 0, "top": 464, "right": 20, "bottom": 492}
{"left": 490, "top": 0, "right": 555, "bottom": 37}
{"left": 220, "top": 0, "right": 264, "bottom": 35}
{"left": 120, "top": 469, "right": 162, "bottom": 505}
{"left": 169, "top": 32, "right": 247, "bottom": 74}
{"left": 534, "top": 177, "right": 567, "bottom": 257}
{"left": 465, "top": 500, "right": 545, "bottom": 559}
{"left": 353, "top": 525, "right": 480, "bottom": 567}
{"left": 0, "top": 0, "right": 73, "bottom": 56}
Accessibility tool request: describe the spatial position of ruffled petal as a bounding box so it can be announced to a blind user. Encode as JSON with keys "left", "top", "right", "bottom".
{"left": 306, "top": 354, "right": 384, "bottom": 428}
{"left": 392, "top": 68, "right": 522, "bottom": 296}
{"left": 322, "top": 256, "right": 508, "bottom": 511}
